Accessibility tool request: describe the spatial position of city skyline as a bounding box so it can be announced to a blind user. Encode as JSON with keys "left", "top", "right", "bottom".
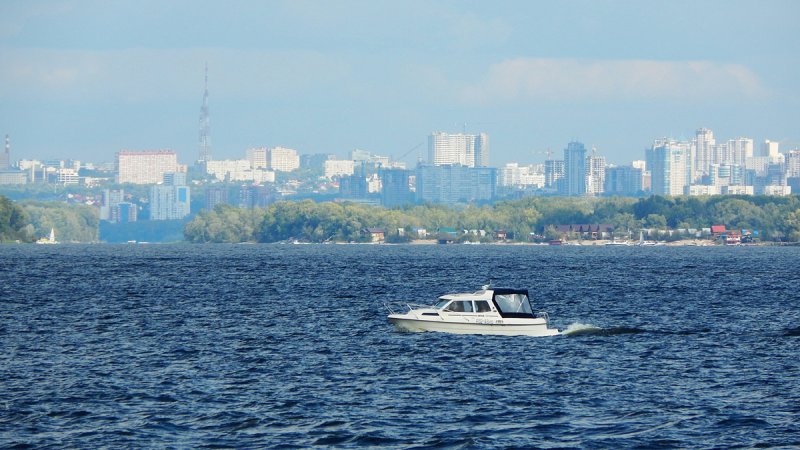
{"left": 1, "top": 1, "right": 799, "bottom": 165}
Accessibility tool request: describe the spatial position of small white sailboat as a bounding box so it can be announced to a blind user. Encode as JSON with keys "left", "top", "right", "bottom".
{"left": 35, "top": 228, "right": 59, "bottom": 244}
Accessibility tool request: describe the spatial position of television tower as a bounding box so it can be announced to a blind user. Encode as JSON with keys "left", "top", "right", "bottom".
{"left": 198, "top": 64, "right": 212, "bottom": 163}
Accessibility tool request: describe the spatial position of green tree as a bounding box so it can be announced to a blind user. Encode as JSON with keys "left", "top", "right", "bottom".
{"left": 0, "top": 195, "right": 34, "bottom": 242}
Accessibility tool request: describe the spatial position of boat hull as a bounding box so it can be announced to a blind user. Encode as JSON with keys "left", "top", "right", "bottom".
{"left": 388, "top": 315, "right": 560, "bottom": 337}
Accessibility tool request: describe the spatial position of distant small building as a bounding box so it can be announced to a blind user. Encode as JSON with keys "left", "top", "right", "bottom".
{"left": 710, "top": 225, "right": 726, "bottom": 236}
{"left": 555, "top": 224, "right": 614, "bottom": 240}
{"left": 363, "top": 228, "right": 385, "bottom": 243}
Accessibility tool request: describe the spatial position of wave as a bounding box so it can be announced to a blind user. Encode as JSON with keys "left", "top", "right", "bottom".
{"left": 561, "top": 322, "right": 646, "bottom": 336}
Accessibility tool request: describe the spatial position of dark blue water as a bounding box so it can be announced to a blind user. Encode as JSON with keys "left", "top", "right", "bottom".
{"left": 1, "top": 244, "right": 799, "bottom": 448}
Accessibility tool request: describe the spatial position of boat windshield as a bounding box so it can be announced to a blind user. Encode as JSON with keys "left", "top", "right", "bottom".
{"left": 493, "top": 293, "right": 533, "bottom": 315}
{"left": 434, "top": 298, "right": 450, "bottom": 309}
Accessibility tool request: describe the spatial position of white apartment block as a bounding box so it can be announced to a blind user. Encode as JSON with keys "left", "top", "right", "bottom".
{"left": 206, "top": 159, "right": 275, "bottom": 183}
{"left": 761, "top": 185, "right": 792, "bottom": 196}
{"left": 206, "top": 159, "right": 251, "bottom": 180}
{"left": 728, "top": 137, "right": 753, "bottom": 165}
{"left": 324, "top": 159, "right": 355, "bottom": 179}
{"left": 246, "top": 147, "right": 268, "bottom": 169}
{"left": 269, "top": 147, "right": 300, "bottom": 172}
{"left": 586, "top": 155, "right": 606, "bottom": 196}
{"left": 687, "top": 185, "right": 721, "bottom": 196}
{"left": 762, "top": 140, "right": 780, "bottom": 158}
{"left": 499, "top": 163, "right": 545, "bottom": 188}
{"left": 116, "top": 150, "right": 180, "bottom": 184}
{"left": 428, "top": 131, "right": 489, "bottom": 167}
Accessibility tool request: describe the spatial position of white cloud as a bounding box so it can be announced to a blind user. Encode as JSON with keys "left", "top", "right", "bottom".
{"left": 459, "top": 58, "right": 768, "bottom": 104}
{"left": 0, "top": 47, "right": 352, "bottom": 102}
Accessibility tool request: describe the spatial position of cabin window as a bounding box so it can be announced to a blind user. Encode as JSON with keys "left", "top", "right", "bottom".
{"left": 475, "top": 301, "right": 492, "bottom": 313}
{"left": 435, "top": 299, "right": 450, "bottom": 309}
{"left": 493, "top": 293, "right": 533, "bottom": 314}
{"left": 447, "top": 301, "right": 473, "bottom": 313}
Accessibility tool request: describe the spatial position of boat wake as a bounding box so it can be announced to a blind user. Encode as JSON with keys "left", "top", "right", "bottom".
{"left": 560, "top": 322, "right": 646, "bottom": 336}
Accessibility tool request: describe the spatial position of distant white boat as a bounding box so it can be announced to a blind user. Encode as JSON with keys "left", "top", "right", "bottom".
{"left": 36, "top": 228, "right": 59, "bottom": 245}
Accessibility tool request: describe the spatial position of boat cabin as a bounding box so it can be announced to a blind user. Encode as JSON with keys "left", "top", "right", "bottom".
{"left": 436, "top": 288, "right": 536, "bottom": 318}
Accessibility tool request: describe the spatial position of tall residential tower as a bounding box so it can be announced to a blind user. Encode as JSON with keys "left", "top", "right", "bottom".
{"left": 428, "top": 131, "right": 489, "bottom": 167}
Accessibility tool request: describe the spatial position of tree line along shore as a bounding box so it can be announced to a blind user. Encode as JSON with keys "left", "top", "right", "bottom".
{"left": 3, "top": 194, "right": 800, "bottom": 244}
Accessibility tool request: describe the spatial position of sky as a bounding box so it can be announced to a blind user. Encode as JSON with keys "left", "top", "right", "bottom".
{"left": 1, "top": 0, "right": 799, "bottom": 166}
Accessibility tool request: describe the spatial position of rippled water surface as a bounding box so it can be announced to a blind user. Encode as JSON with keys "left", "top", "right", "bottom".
{"left": 1, "top": 244, "right": 799, "bottom": 448}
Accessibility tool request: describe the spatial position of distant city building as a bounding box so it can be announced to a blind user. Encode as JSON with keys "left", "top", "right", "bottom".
{"left": 0, "top": 170, "right": 26, "bottom": 185}
{"left": 110, "top": 202, "right": 137, "bottom": 223}
{"left": 786, "top": 150, "right": 800, "bottom": 178}
{"left": 380, "top": 169, "right": 413, "bottom": 207}
{"left": 415, "top": 164, "right": 496, "bottom": 204}
{"left": 762, "top": 139, "right": 779, "bottom": 158}
{"left": 238, "top": 184, "right": 274, "bottom": 209}
{"left": 650, "top": 139, "right": 690, "bottom": 196}
{"left": 729, "top": 137, "right": 754, "bottom": 166}
{"left": 246, "top": 147, "right": 268, "bottom": 169}
{"left": 604, "top": 165, "right": 643, "bottom": 196}
{"left": 544, "top": 159, "right": 565, "bottom": 190}
{"left": 268, "top": 147, "right": 300, "bottom": 172}
{"left": 694, "top": 128, "right": 714, "bottom": 180}
{"left": 55, "top": 168, "right": 79, "bottom": 185}
{"left": 428, "top": 131, "right": 489, "bottom": 167}
{"left": 116, "top": 150, "right": 181, "bottom": 184}
{"left": 100, "top": 189, "right": 125, "bottom": 221}
{"left": 586, "top": 152, "right": 606, "bottom": 196}
{"left": 499, "top": 163, "right": 545, "bottom": 188}
{"left": 324, "top": 159, "right": 355, "bottom": 179}
{"left": 205, "top": 186, "right": 228, "bottom": 211}
{"left": 562, "top": 142, "right": 587, "bottom": 196}
{"left": 150, "top": 172, "right": 190, "bottom": 220}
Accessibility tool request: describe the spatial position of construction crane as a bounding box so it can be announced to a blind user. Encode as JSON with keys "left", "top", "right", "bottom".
{"left": 532, "top": 148, "right": 554, "bottom": 161}
{"left": 393, "top": 142, "right": 424, "bottom": 164}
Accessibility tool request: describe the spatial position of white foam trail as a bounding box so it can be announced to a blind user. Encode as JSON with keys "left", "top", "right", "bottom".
{"left": 560, "top": 322, "right": 603, "bottom": 336}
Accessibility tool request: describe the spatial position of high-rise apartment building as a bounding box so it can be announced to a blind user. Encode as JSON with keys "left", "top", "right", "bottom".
{"left": 786, "top": 150, "right": 800, "bottom": 178}
{"left": 380, "top": 169, "right": 412, "bottom": 207}
{"left": 650, "top": 139, "right": 690, "bottom": 196}
{"left": 544, "top": 159, "right": 565, "bottom": 190}
{"left": 415, "top": 165, "right": 496, "bottom": 204}
{"left": 762, "top": 140, "right": 779, "bottom": 158}
{"left": 150, "top": 172, "right": 190, "bottom": 220}
{"left": 268, "top": 147, "right": 300, "bottom": 172}
{"left": 116, "top": 150, "right": 180, "bottom": 184}
{"left": 428, "top": 132, "right": 489, "bottom": 167}
{"left": 729, "top": 138, "right": 754, "bottom": 166}
{"left": 586, "top": 152, "right": 606, "bottom": 196}
{"left": 694, "top": 128, "right": 714, "bottom": 180}
{"left": 562, "top": 142, "right": 587, "bottom": 196}
{"left": 100, "top": 189, "right": 125, "bottom": 221}
{"left": 604, "top": 166, "right": 643, "bottom": 196}
{"left": 246, "top": 147, "right": 268, "bottom": 169}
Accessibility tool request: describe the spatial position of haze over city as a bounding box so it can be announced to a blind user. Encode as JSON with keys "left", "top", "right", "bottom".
{"left": 1, "top": 0, "right": 798, "bottom": 165}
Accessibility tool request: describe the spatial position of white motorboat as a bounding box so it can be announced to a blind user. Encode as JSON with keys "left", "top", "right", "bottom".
{"left": 387, "top": 286, "right": 559, "bottom": 336}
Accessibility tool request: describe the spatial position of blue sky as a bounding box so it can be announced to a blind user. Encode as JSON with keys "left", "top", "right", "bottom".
{"left": 1, "top": 0, "right": 798, "bottom": 166}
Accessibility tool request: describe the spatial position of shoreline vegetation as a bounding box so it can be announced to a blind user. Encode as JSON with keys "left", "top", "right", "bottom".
{"left": 184, "top": 195, "right": 800, "bottom": 245}
{"left": 4, "top": 194, "right": 800, "bottom": 245}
